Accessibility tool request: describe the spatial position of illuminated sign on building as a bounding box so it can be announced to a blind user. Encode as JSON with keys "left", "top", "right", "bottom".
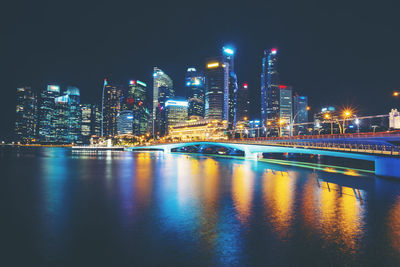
{"left": 165, "top": 100, "right": 189, "bottom": 107}
{"left": 207, "top": 62, "right": 220, "bottom": 68}
{"left": 47, "top": 85, "right": 60, "bottom": 92}
{"left": 136, "top": 80, "right": 147, "bottom": 87}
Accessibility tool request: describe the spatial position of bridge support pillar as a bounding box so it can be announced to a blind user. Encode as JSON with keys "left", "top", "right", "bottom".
{"left": 245, "top": 151, "right": 262, "bottom": 159}
{"left": 375, "top": 157, "right": 400, "bottom": 179}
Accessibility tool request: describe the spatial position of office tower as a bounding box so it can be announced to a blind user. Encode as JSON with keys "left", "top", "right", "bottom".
{"left": 152, "top": 67, "right": 173, "bottom": 137}
{"left": 261, "top": 48, "right": 279, "bottom": 128}
{"left": 204, "top": 60, "right": 229, "bottom": 121}
{"left": 279, "top": 85, "right": 292, "bottom": 136}
{"left": 128, "top": 80, "right": 149, "bottom": 136}
{"left": 222, "top": 46, "right": 238, "bottom": 128}
{"left": 81, "top": 104, "right": 92, "bottom": 143}
{"left": 38, "top": 85, "right": 60, "bottom": 142}
{"left": 66, "top": 87, "right": 81, "bottom": 143}
{"left": 53, "top": 94, "right": 70, "bottom": 143}
{"left": 293, "top": 95, "right": 308, "bottom": 135}
{"left": 14, "top": 86, "right": 37, "bottom": 142}
{"left": 165, "top": 99, "right": 188, "bottom": 134}
{"left": 117, "top": 110, "right": 134, "bottom": 135}
{"left": 185, "top": 67, "right": 205, "bottom": 118}
{"left": 101, "top": 79, "right": 122, "bottom": 137}
{"left": 236, "top": 83, "right": 250, "bottom": 122}
{"left": 91, "top": 104, "right": 101, "bottom": 136}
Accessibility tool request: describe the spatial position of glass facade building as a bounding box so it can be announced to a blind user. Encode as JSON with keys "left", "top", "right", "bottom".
{"left": 261, "top": 48, "right": 280, "bottom": 128}
{"left": 117, "top": 110, "right": 134, "bottom": 135}
{"left": 14, "top": 86, "right": 37, "bottom": 142}
{"left": 101, "top": 80, "right": 122, "bottom": 137}
{"left": 38, "top": 85, "right": 60, "bottom": 142}
{"left": 236, "top": 83, "right": 250, "bottom": 122}
{"left": 279, "top": 85, "right": 293, "bottom": 136}
{"left": 204, "top": 60, "right": 228, "bottom": 121}
{"left": 222, "top": 46, "right": 238, "bottom": 129}
{"left": 185, "top": 67, "right": 205, "bottom": 118}
{"left": 153, "top": 67, "right": 173, "bottom": 137}
{"left": 165, "top": 99, "right": 188, "bottom": 134}
{"left": 293, "top": 95, "right": 308, "bottom": 135}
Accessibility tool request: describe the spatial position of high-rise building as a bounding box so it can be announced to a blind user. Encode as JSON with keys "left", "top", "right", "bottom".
{"left": 222, "top": 46, "right": 238, "bottom": 128}
{"left": 165, "top": 99, "right": 188, "bottom": 134}
{"left": 279, "top": 85, "right": 292, "bottom": 136}
{"left": 66, "top": 87, "right": 81, "bottom": 143}
{"left": 53, "top": 94, "right": 70, "bottom": 143}
{"left": 80, "top": 104, "right": 101, "bottom": 143}
{"left": 101, "top": 79, "right": 122, "bottom": 137}
{"left": 117, "top": 110, "right": 134, "bottom": 135}
{"left": 185, "top": 67, "right": 205, "bottom": 118}
{"left": 205, "top": 60, "right": 228, "bottom": 121}
{"left": 129, "top": 80, "right": 150, "bottom": 136}
{"left": 261, "top": 48, "right": 279, "bottom": 128}
{"left": 236, "top": 83, "right": 250, "bottom": 122}
{"left": 14, "top": 86, "right": 37, "bottom": 142}
{"left": 293, "top": 95, "right": 308, "bottom": 135}
{"left": 81, "top": 104, "right": 92, "bottom": 143}
{"left": 38, "top": 85, "right": 60, "bottom": 142}
{"left": 152, "top": 67, "right": 173, "bottom": 137}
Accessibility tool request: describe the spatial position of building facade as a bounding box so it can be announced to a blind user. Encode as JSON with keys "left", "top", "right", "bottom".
{"left": 186, "top": 67, "right": 205, "bottom": 118}
{"left": 236, "top": 83, "right": 250, "bottom": 122}
{"left": 101, "top": 79, "right": 122, "bottom": 137}
{"left": 293, "top": 95, "right": 308, "bottom": 135}
{"left": 153, "top": 67, "right": 173, "bottom": 137}
{"left": 222, "top": 46, "right": 238, "bottom": 129}
{"left": 38, "top": 85, "right": 61, "bottom": 142}
{"left": 165, "top": 99, "right": 188, "bottom": 134}
{"left": 279, "top": 85, "right": 292, "bottom": 136}
{"left": 204, "top": 60, "right": 228, "bottom": 121}
{"left": 14, "top": 86, "right": 37, "bottom": 142}
{"left": 261, "top": 48, "right": 279, "bottom": 128}
{"left": 117, "top": 110, "right": 134, "bottom": 135}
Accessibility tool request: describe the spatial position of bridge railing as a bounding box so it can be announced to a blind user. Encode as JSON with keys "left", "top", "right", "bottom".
{"left": 224, "top": 140, "right": 400, "bottom": 156}
{"left": 234, "top": 130, "right": 400, "bottom": 142}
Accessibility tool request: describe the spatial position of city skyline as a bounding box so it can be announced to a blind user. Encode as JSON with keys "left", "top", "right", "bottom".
{"left": 2, "top": 1, "right": 400, "bottom": 139}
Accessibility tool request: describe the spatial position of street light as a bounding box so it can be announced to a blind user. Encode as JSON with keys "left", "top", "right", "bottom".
{"left": 342, "top": 109, "right": 353, "bottom": 134}
{"left": 289, "top": 106, "right": 310, "bottom": 137}
{"left": 393, "top": 91, "right": 399, "bottom": 97}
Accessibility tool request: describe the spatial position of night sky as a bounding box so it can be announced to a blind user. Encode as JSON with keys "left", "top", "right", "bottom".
{"left": 2, "top": 0, "right": 400, "bottom": 140}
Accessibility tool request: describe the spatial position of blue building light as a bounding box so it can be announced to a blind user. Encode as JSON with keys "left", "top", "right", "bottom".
{"left": 186, "top": 81, "right": 191, "bottom": 86}
{"left": 223, "top": 47, "right": 234, "bottom": 55}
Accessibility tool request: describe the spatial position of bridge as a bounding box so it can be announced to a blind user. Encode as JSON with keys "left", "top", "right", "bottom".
{"left": 126, "top": 139, "right": 400, "bottom": 179}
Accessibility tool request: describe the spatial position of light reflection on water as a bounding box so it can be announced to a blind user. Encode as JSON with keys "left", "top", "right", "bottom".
{"left": 2, "top": 147, "right": 400, "bottom": 266}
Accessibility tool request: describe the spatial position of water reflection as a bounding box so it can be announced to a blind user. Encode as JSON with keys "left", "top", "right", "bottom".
{"left": 3, "top": 148, "right": 400, "bottom": 266}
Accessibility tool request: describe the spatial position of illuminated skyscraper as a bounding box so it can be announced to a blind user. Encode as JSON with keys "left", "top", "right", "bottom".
{"left": 185, "top": 67, "right": 205, "bottom": 118}
{"left": 66, "top": 87, "right": 81, "bottom": 143}
{"left": 204, "top": 60, "right": 228, "bottom": 121}
{"left": 293, "top": 95, "right": 308, "bottom": 134}
{"left": 101, "top": 79, "right": 122, "bottom": 137}
{"left": 222, "top": 46, "right": 238, "bottom": 128}
{"left": 38, "top": 85, "right": 60, "bottom": 142}
{"left": 80, "top": 104, "right": 101, "bottom": 143}
{"left": 14, "top": 86, "right": 37, "bottom": 142}
{"left": 152, "top": 67, "right": 173, "bottom": 137}
{"left": 261, "top": 48, "right": 279, "bottom": 128}
{"left": 236, "top": 83, "right": 250, "bottom": 122}
{"left": 279, "top": 85, "right": 292, "bottom": 136}
{"left": 126, "top": 80, "right": 149, "bottom": 135}
{"left": 53, "top": 94, "right": 70, "bottom": 143}
{"left": 165, "top": 99, "right": 188, "bottom": 134}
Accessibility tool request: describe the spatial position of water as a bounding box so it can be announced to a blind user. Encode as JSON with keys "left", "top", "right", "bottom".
{"left": 1, "top": 147, "right": 400, "bottom": 266}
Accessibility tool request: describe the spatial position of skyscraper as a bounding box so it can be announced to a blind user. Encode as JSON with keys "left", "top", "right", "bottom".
{"left": 128, "top": 80, "right": 150, "bottom": 136}
{"left": 101, "top": 79, "right": 122, "bottom": 137}
{"left": 38, "top": 85, "right": 60, "bottom": 142}
{"left": 53, "top": 94, "right": 70, "bottom": 143}
{"left": 204, "top": 60, "right": 228, "bottom": 121}
{"left": 66, "top": 87, "right": 81, "bottom": 143}
{"left": 81, "top": 104, "right": 101, "bottom": 143}
{"left": 222, "top": 46, "right": 238, "bottom": 128}
{"left": 165, "top": 99, "right": 188, "bottom": 134}
{"left": 14, "top": 86, "right": 37, "bottom": 142}
{"left": 293, "top": 95, "right": 308, "bottom": 135}
{"left": 261, "top": 48, "right": 279, "bottom": 128}
{"left": 186, "top": 67, "right": 205, "bottom": 118}
{"left": 236, "top": 83, "right": 250, "bottom": 122}
{"left": 279, "top": 85, "right": 292, "bottom": 136}
{"left": 152, "top": 67, "right": 173, "bottom": 137}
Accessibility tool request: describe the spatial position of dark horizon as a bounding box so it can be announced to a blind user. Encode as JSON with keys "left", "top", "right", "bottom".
{"left": 2, "top": 0, "right": 400, "bottom": 139}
